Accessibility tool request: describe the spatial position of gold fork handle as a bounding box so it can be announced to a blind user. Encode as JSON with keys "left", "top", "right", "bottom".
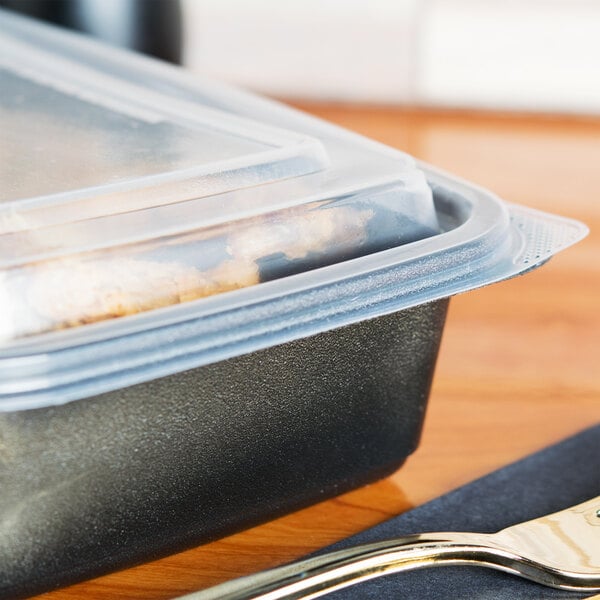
{"left": 176, "top": 533, "right": 525, "bottom": 600}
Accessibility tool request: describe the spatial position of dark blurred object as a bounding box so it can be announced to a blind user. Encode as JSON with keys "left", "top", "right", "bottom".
{"left": 0, "top": 0, "right": 182, "bottom": 63}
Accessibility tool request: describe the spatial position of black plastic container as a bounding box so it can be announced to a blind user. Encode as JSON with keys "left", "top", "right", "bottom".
{"left": 1, "top": 300, "right": 447, "bottom": 599}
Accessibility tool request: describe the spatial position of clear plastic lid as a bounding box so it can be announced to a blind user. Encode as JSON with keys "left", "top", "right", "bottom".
{"left": 0, "top": 10, "right": 439, "bottom": 344}
{"left": 0, "top": 10, "right": 587, "bottom": 412}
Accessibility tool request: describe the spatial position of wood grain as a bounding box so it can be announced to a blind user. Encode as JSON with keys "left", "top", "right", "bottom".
{"left": 36, "top": 106, "right": 600, "bottom": 600}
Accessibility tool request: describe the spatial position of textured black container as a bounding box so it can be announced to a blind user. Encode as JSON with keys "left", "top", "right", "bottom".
{"left": 0, "top": 299, "right": 447, "bottom": 599}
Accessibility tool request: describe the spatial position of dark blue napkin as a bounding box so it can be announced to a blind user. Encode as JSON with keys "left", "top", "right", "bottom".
{"left": 316, "top": 423, "right": 600, "bottom": 599}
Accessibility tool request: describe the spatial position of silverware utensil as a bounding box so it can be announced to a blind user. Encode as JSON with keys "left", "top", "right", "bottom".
{"left": 178, "top": 496, "right": 600, "bottom": 600}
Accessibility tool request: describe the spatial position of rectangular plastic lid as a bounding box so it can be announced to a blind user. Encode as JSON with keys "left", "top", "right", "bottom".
{"left": 0, "top": 10, "right": 439, "bottom": 344}
{"left": 0, "top": 10, "right": 587, "bottom": 412}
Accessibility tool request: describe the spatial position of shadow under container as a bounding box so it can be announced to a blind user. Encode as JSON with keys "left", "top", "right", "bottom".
{"left": 0, "top": 10, "right": 588, "bottom": 599}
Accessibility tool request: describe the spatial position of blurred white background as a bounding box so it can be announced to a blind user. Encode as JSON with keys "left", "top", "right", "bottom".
{"left": 182, "top": 0, "right": 600, "bottom": 114}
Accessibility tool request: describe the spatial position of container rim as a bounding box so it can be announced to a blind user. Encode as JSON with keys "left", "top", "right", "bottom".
{"left": 0, "top": 166, "right": 586, "bottom": 411}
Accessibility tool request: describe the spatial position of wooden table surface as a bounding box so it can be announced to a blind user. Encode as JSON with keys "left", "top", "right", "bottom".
{"left": 38, "top": 106, "right": 600, "bottom": 599}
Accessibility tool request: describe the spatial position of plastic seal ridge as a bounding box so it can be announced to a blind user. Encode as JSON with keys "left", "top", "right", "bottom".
{"left": 507, "top": 203, "right": 589, "bottom": 270}
{"left": 421, "top": 162, "right": 589, "bottom": 282}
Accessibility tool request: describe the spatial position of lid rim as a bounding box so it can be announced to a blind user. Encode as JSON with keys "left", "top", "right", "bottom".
{"left": 0, "top": 172, "right": 551, "bottom": 410}
{"left": 0, "top": 173, "right": 586, "bottom": 411}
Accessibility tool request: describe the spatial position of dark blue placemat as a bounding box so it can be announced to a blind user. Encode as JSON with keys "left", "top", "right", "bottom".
{"left": 315, "top": 423, "right": 600, "bottom": 599}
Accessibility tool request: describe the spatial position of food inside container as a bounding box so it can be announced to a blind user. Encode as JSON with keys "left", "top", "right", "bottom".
{"left": 1, "top": 188, "right": 438, "bottom": 340}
